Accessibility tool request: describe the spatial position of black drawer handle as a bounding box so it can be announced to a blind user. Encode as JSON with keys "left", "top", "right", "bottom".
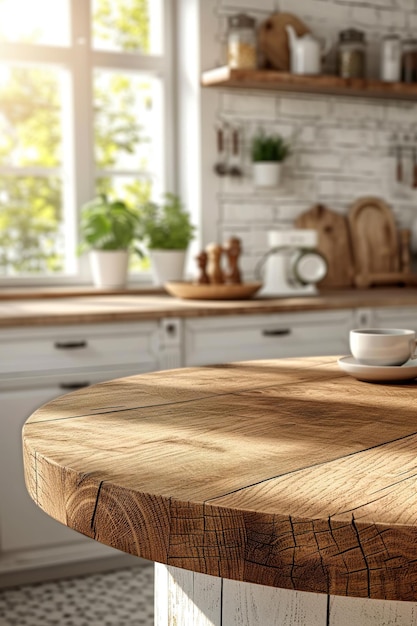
{"left": 54, "top": 340, "right": 87, "bottom": 350}
{"left": 262, "top": 329, "right": 291, "bottom": 337}
{"left": 59, "top": 382, "right": 90, "bottom": 390}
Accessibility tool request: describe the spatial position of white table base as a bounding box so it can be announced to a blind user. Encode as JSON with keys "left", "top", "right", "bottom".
{"left": 155, "top": 564, "right": 417, "bottom": 626}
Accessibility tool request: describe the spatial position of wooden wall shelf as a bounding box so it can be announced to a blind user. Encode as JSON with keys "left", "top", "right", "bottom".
{"left": 201, "top": 66, "right": 417, "bottom": 102}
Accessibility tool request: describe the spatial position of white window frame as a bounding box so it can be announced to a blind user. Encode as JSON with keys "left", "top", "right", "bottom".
{"left": 0, "top": 0, "right": 175, "bottom": 286}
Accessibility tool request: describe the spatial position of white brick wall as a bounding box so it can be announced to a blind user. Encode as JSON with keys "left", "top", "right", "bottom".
{"left": 210, "top": 0, "right": 417, "bottom": 279}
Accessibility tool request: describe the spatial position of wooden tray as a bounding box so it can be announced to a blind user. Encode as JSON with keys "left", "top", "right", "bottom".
{"left": 165, "top": 282, "right": 262, "bottom": 300}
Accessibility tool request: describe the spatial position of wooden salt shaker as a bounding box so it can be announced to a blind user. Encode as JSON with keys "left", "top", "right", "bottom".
{"left": 195, "top": 251, "right": 210, "bottom": 284}
{"left": 223, "top": 236, "right": 242, "bottom": 284}
{"left": 206, "top": 243, "right": 224, "bottom": 284}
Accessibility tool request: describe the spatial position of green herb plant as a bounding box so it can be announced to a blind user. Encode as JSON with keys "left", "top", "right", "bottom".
{"left": 251, "top": 130, "right": 291, "bottom": 163}
{"left": 78, "top": 194, "right": 141, "bottom": 253}
{"left": 138, "top": 193, "right": 195, "bottom": 250}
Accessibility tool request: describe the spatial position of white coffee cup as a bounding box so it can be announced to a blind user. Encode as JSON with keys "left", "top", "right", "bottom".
{"left": 350, "top": 328, "right": 417, "bottom": 366}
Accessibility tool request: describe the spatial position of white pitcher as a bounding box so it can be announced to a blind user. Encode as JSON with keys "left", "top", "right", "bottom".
{"left": 286, "top": 25, "right": 331, "bottom": 75}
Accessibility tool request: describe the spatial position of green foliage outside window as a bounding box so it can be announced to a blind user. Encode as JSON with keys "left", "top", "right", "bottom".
{"left": 0, "top": 176, "right": 63, "bottom": 274}
{"left": 92, "top": 0, "right": 150, "bottom": 53}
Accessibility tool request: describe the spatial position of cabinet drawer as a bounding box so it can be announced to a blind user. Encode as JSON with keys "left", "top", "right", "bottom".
{"left": 373, "top": 307, "right": 417, "bottom": 332}
{"left": 0, "top": 322, "right": 159, "bottom": 376}
{"left": 185, "top": 311, "right": 354, "bottom": 366}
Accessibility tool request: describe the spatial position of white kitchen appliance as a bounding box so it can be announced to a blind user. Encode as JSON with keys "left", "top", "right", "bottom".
{"left": 256, "top": 229, "right": 328, "bottom": 296}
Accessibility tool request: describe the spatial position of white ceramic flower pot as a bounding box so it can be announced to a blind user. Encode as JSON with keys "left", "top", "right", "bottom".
{"left": 90, "top": 250, "right": 129, "bottom": 289}
{"left": 253, "top": 162, "right": 282, "bottom": 188}
{"left": 149, "top": 250, "right": 186, "bottom": 286}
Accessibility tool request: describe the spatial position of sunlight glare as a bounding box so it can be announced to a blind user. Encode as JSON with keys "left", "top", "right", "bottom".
{"left": 0, "top": 0, "right": 69, "bottom": 46}
{"left": 0, "top": 64, "right": 10, "bottom": 89}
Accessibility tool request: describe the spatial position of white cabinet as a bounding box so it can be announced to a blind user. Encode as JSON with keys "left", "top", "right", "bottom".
{"left": 0, "top": 320, "right": 163, "bottom": 584}
{"left": 1, "top": 385, "right": 76, "bottom": 553}
{"left": 373, "top": 306, "right": 417, "bottom": 332}
{"left": 0, "top": 321, "right": 160, "bottom": 377}
{"left": 184, "top": 310, "right": 355, "bottom": 366}
{"left": 1, "top": 379, "right": 132, "bottom": 554}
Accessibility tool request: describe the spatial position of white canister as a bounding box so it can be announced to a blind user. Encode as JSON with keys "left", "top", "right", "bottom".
{"left": 380, "top": 35, "right": 401, "bottom": 82}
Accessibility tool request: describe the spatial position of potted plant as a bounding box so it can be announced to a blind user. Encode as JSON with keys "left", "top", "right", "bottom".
{"left": 138, "top": 193, "right": 195, "bottom": 285}
{"left": 251, "top": 130, "right": 291, "bottom": 188}
{"left": 79, "top": 194, "right": 140, "bottom": 288}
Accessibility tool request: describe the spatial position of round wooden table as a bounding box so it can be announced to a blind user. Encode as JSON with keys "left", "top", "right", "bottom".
{"left": 23, "top": 356, "right": 417, "bottom": 625}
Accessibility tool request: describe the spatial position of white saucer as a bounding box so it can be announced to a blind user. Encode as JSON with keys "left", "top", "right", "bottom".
{"left": 338, "top": 356, "right": 417, "bottom": 383}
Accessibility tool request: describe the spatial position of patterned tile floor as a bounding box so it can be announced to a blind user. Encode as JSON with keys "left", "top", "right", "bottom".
{"left": 0, "top": 564, "right": 154, "bottom": 626}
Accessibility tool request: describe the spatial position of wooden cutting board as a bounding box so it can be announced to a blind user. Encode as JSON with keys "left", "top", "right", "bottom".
{"left": 348, "top": 197, "right": 400, "bottom": 288}
{"left": 257, "top": 12, "right": 310, "bottom": 71}
{"left": 295, "top": 204, "right": 355, "bottom": 289}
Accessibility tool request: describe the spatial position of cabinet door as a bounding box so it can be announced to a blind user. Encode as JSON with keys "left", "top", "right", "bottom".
{"left": 0, "top": 386, "right": 90, "bottom": 552}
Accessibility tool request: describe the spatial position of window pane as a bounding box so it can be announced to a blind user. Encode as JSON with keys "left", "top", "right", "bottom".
{"left": 95, "top": 175, "right": 152, "bottom": 208}
{"left": 94, "top": 70, "right": 163, "bottom": 183}
{"left": 92, "top": 0, "right": 162, "bottom": 54}
{"left": 0, "top": 64, "right": 63, "bottom": 168}
{"left": 0, "top": 176, "right": 65, "bottom": 276}
{"left": 0, "top": 0, "right": 70, "bottom": 46}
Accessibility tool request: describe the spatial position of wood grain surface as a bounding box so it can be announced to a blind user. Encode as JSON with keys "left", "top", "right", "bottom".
{"left": 295, "top": 204, "right": 355, "bottom": 288}
{"left": 4, "top": 289, "right": 417, "bottom": 328}
{"left": 348, "top": 197, "right": 402, "bottom": 288}
{"left": 164, "top": 281, "right": 262, "bottom": 300}
{"left": 23, "top": 357, "right": 417, "bottom": 601}
{"left": 201, "top": 67, "right": 417, "bottom": 101}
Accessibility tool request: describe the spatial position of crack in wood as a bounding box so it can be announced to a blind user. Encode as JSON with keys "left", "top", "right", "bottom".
{"left": 28, "top": 378, "right": 307, "bottom": 425}
{"left": 90, "top": 480, "right": 104, "bottom": 536}
{"left": 351, "top": 514, "right": 371, "bottom": 597}
{"left": 288, "top": 516, "right": 297, "bottom": 590}
{"left": 369, "top": 471, "right": 417, "bottom": 495}
{"left": 206, "top": 427, "right": 417, "bottom": 513}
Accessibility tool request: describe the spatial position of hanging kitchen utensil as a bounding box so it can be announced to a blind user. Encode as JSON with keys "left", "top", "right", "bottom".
{"left": 228, "top": 128, "right": 243, "bottom": 177}
{"left": 413, "top": 147, "right": 417, "bottom": 188}
{"left": 396, "top": 145, "right": 403, "bottom": 183}
{"left": 214, "top": 125, "right": 228, "bottom": 176}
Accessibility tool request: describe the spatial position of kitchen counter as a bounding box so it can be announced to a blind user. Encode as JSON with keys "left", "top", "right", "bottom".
{"left": 1, "top": 288, "right": 417, "bottom": 327}
{"left": 23, "top": 357, "right": 417, "bottom": 624}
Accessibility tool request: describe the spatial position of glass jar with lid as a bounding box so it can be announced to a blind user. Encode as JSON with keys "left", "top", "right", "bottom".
{"left": 401, "top": 39, "right": 417, "bottom": 83}
{"left": 227, "top": 13, "right": 257, "bottom": 69}
{"left": 337, "top": 28, "right": 366, "bottom": 79}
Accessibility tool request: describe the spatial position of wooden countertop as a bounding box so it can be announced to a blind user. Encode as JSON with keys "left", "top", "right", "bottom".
{"left": 3, "top": 288, "right": 417, "bottom": 327}
{"left": 23, "top": 357, "right": 417, "bottom": 601}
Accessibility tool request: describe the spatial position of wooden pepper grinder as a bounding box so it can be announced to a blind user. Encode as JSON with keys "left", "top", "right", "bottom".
{"left": 206, "top": 243, "right": 224, "bottom": 284}
{"left": 223, "top": 236, "right": 242, "bottom": 284}
{"left": 195, "top": 251, "right": 210, "bottom": 284}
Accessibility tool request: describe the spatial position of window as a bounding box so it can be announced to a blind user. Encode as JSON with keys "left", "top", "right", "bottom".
{"left": 0, "top": 0, "right": 172, "bottom": 283}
